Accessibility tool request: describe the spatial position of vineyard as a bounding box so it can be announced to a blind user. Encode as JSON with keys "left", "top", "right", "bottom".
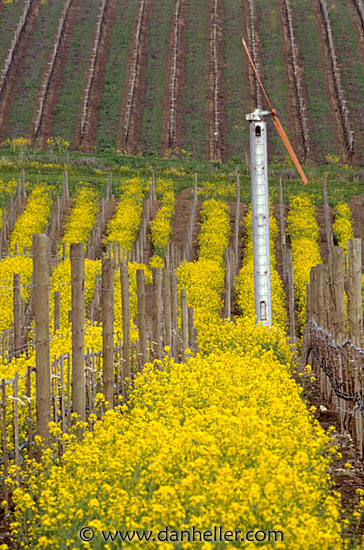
{"left": 0, "top": 150, "right": 359, "bottom": 548}
{"left": 2, "top": 0, "right": 364, "bottom": 548}
{"left": 0, "top": 0, "right": 364, "bottom": 163}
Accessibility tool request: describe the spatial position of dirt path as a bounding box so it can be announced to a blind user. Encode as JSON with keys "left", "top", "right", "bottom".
{"left": 339, "top": 0, "right": 364, "bottom": 166}
{"left": 241, "top": 0, "right": 263, "bottom": 113}
{"left": 73, "top": 0, "right": 118, "bottom": 151}
{"left": 30, "top": 0, "right": 83, "bottom": 147}
{"left": 205, "top": 0, "right": 226, "bottom": 163}
{"left": 0, "top": 0, "right": 42, "bottom": 141}
{"left": 117, "top": 0, "right": 153, "bottom": 155}
{"left": 296, "top": 371, "right": 364, "bottom": 541}
{"left": 309, "top": 0, "right": 351, "bottom": 162}
{"left": 276, "top": 0, "right": 312, "bottom": 164}
{"left": 171, "top": 187, "right": 201, "bottom": 260}
{"left": 160, "top": 0, "right": 188, "bottom": 156}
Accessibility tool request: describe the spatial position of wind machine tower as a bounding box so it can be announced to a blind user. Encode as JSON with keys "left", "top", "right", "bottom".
{"left": 242, "top": 39, "right": 308, "bottom": 327}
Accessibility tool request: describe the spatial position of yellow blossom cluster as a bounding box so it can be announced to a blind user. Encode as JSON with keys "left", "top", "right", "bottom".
{"left": 332, "top": 202, "right": 354, "bottom": 254}
{"left": 235, "top": 205, "right": 287, "bottom": 330}
{"left": 286, "top": 193, "right": 322, "bottom": 329}
{"left": 331, "top": 203, "right": 364, "bottom": 322}
{"left": 177, "top": 258, "right": 224, "bottom": 328}
{"left": 177, "top": 198, "right": 230, "bottom": 328}
{"left": 0, "top": 176, "right": 18, "bottom": 199}
{"left": 9, "top": 186, "right": 53, "bottom": 253}
{"left": 2, "top": 136, "right": 31, "bottom": 152}
{"left": 9, "top": 319, "right": 343, "bottom": 549}
{"left": 150, "top": 178, "right": 175, "bottom": 258}
{"left": 106, "top": 177, "right": 145, "bottom": 254}
{"left": 197, "top": 199, "right": 230, "bottom": 264}
{"left": 61, "top": 186, "right": 99, "bottom": 256}
{"left": 200, "top": 175, "right": 236, "bottom": 201}
{"left": 46, "top": 136, "right": 70, "bottom": 152}
{"left": 0, "top": 256, "right": 32, "bottom": 334}
{"left": 113, "top": 262, "right": 152, "bottom": 342}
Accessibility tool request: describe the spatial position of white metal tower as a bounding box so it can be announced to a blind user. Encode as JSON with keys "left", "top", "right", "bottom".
{"left": 246, "top": 108, "right": 272, "bottom": 326}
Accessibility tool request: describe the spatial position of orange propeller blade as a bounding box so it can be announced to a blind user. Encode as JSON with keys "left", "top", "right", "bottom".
{"left": 241, "top": 38, "right": 308, "bottom": 185}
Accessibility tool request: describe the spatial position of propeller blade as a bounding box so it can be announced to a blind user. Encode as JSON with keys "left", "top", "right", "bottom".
{"left": 242, "top": 38, "right": 308, "bottom": 185}
{"left": 272, "top": 115, "right": 308, "bottom": 185}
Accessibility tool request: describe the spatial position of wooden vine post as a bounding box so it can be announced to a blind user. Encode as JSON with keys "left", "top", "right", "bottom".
{"left": 278, "top": 176, "right": 287, "bottom": 282}
{"left": 32, "top": 234, "right": 51, "bottom": 454}
{"left": 13, "top": 273, "right": 21, "bottom": 359}
{"left": 136, "top": 269, "right": 147, "bottom": 366}
{"left": 181, "top": 288, "right": 188, "bottom": 361}
{"left": 234, "top": 170, "right": 240, "bottom": 276}
{"left": 152, "top": 268, "right": 162, "bottom": 360}
{"left": 162, "top": 267, "right": 172, "bottom": 356}
{"left": 120, "top": 260, "right": 131, "bottom": 388}
{"left": 54, "top": 291, "right": 61, "bottom": 334}
{"left": 322, "top": 179, "right": 333, "bottom": 257}
{"left": 102, "top": 258, "right": 114, "bottom": 408}
{"left": 71, "top": 243, "right": 85, "bottom": 423}
{"left": 329, "top": 245, "right": 346, "bottom": 431}
{"left": 347, "top": 239, "right": 363, "bottom": 347}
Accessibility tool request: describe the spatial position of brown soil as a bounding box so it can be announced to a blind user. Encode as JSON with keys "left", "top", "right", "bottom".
{"left": 348, "top": 193, "right": 364, "bottom": 266}
{"left": 309, "top": 0, "right": 351, "bottom": 163}
{"left": 73, "top": 0, "right": 118, "bottom": 151}
{"left": 205, "top": 0, "right": 227, "bottom": 163}
{"left": 160, "top": 0, "right": 189, "bottom": 156}
{"left": 0, "top": 0, "right": 42, "bottom": 141}
{"left": 332, "top": 0, "right": 364, "bottom": 166}
{"left": 117, "top": 0, "right": 153, "bottom": 155}
{"left": 294, "top": 369, "right": 364, "bottom": 542}
{"left": 241, "top": 0, "right": 263, "bottom": 113}
{"left": 170, "top": 187, "right": 201, "bottom": 260}
{"left": 276, "top": 0, "right": 313, "bottom": 164}
{"left": 30, "top": 0, "right": 83, "bottom": 147}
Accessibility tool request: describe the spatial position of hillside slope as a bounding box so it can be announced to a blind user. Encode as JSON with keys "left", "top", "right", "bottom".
{"left": 0, "top": 0, "right": 364, "bottom": 164}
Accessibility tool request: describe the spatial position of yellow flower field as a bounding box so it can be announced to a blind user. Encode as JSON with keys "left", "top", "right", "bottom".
{"left": 9, "top": 318, "right": 343, "bottom": 549}
{"left": 106, "top": 177, "right": 146, "bottom": 254}
{"left": 150, "top": 178, "right": 175, "bottom": 258}
{"left": 9, "top": 185, "right": 53, "bottom": 253}
{"left": 177, "top": 198, "right": 230, "bottom": 328}
{"left": 286, "top": 193, "right": 322, "bottom": 329}
{"left": 61, "top": 186, "right": 99, "bottom": 256}
{"left": 333, "top": 202, "right": 354, "bottom": 254}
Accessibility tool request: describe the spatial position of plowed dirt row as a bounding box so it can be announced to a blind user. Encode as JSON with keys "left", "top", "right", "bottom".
{"left": 309, "top": 0, "right": 350, "bottom": 162}
{"left": 30, "top": 0, "right": 83, "bottom": 147}
{"left": 276, "top": 0, "right": 312, "bottom": 164}
{"left": 117, "top": 0, "right": 153, "bottom": 155}
{"left": 0, "top": 0, "right": 42, "bottom": 141}
{"left": 73, "top": 0, "right": 118, "bottom": 151}
{"left": 161, "top": 0, "right": 189, "bottom": 155}
{"left": 205, "top": 0, "right": 227, "bottom": 162}
{"left": 241, "top": 0, "right": 263, "bottom": 114}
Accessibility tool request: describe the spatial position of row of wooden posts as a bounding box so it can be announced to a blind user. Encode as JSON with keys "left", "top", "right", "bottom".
{"left": 303, "top": 239, "right": 364, "bottom": 456}
{"left": 2, "top": 232, "right": 198, "bottom": 466}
